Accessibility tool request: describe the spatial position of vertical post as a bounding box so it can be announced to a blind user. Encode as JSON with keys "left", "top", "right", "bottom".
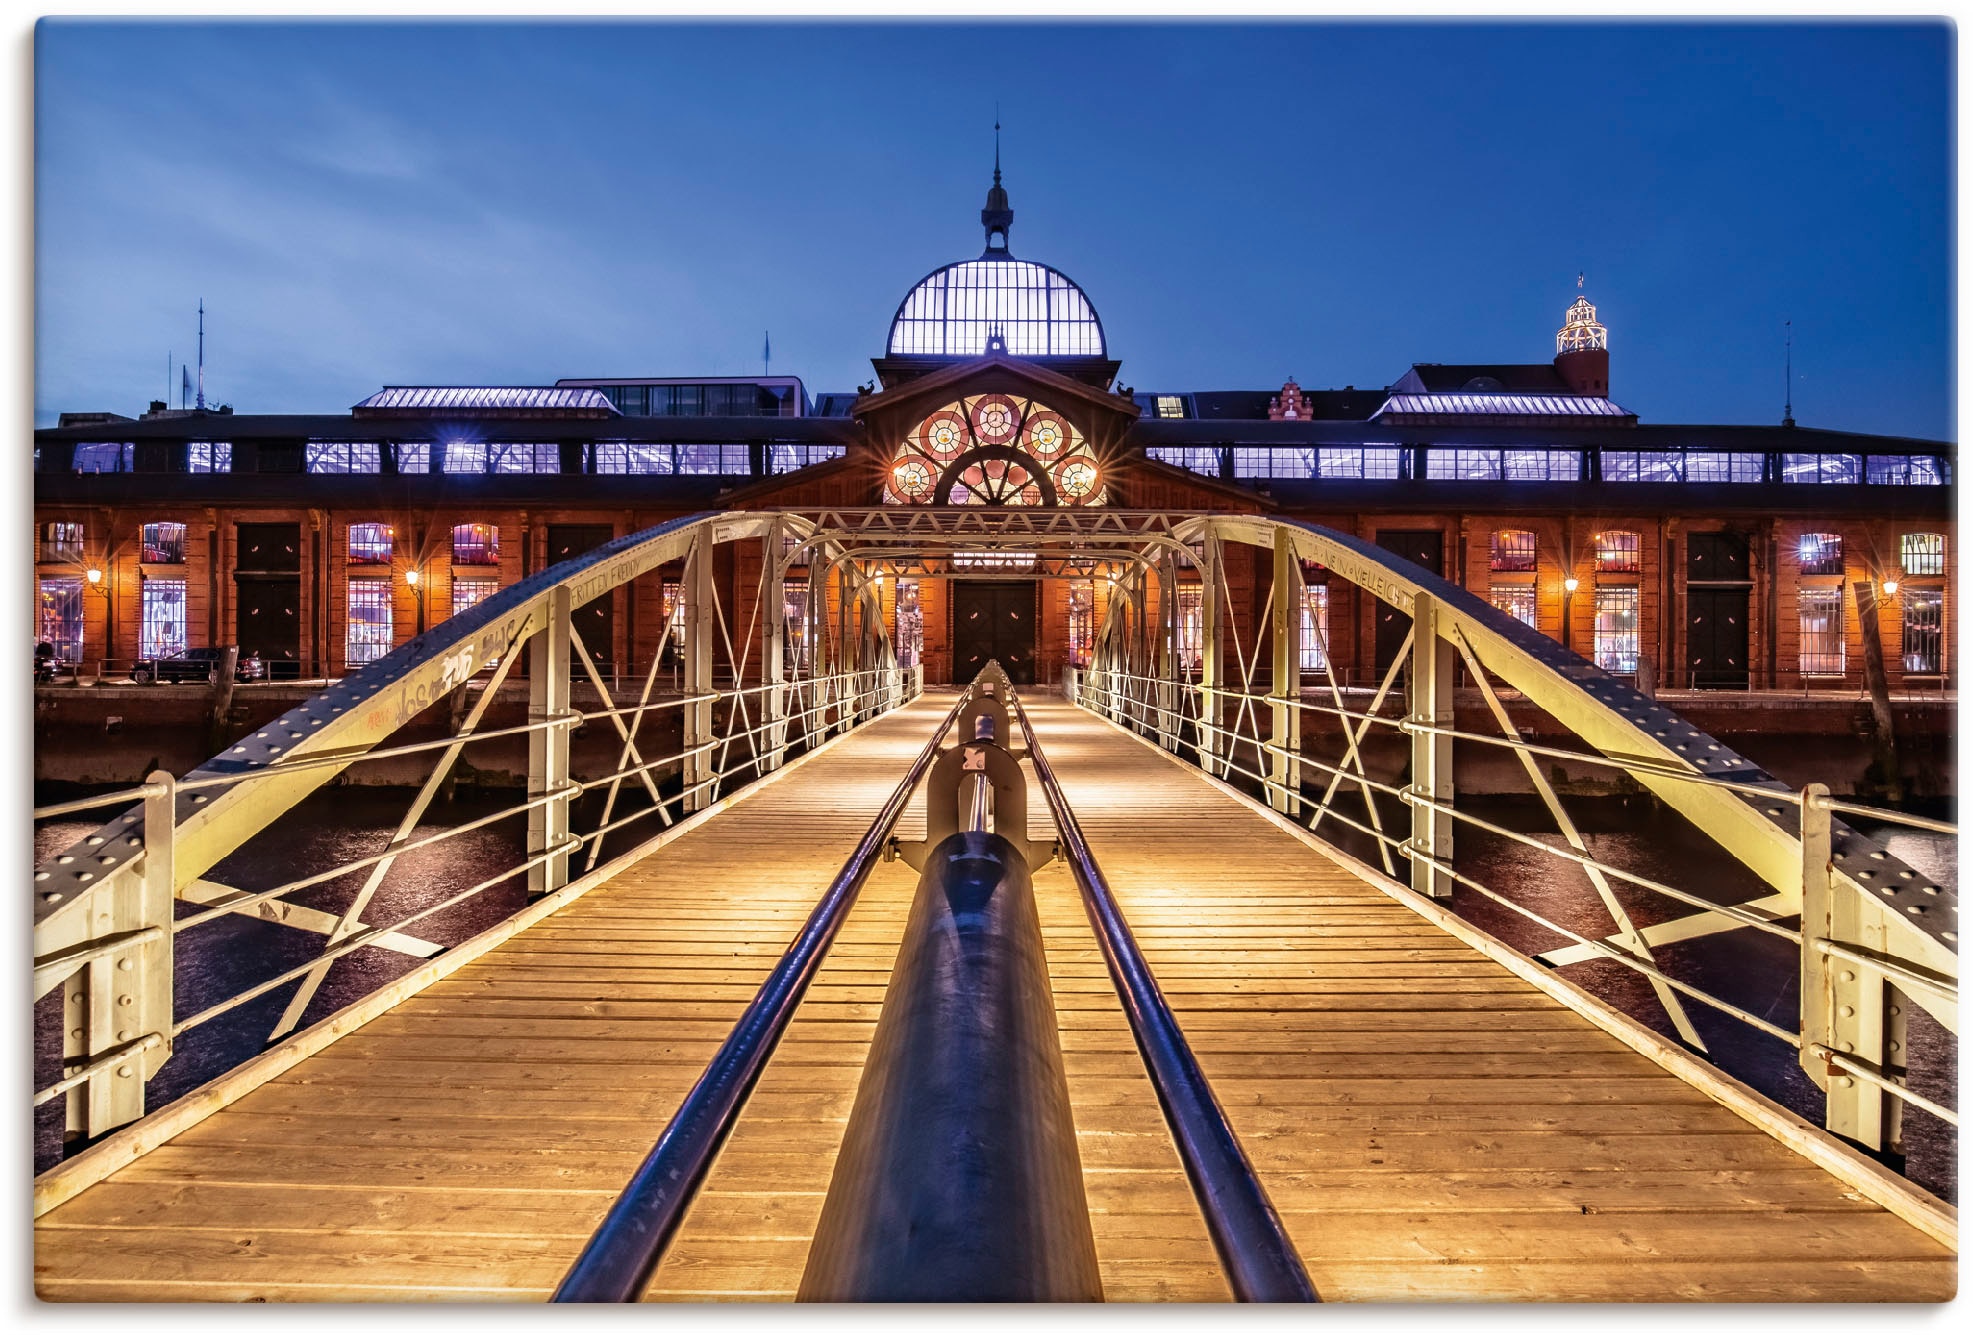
{"left": 1406, "top": 592, "right": 1455, "bottom": 899}
{"left": 1799, "top": 782, "right": 1896, "bottom": 1149}
{"left": 762, "top": 522, "right": 788, "bottom": 772}
{"left": 1156, "top": 554, "right": 1179, "bottom": 752}
{"left": 682, "top": 528, "right": 716, "bottom": 812}
{"left": 1853, "top": 580, "right": 1902, "bottom": 802}
{"left": 528, "top": 586, "right": 574, "bottom": 895}
{"left": 1269, "top": 530, "right": 1302, "bottom": 814}
{"left": 1198, "top": 533, "right": 1224, "bottom": 777}
{"left": 1128, "top": 569, "right": 1149, "bottom": 734}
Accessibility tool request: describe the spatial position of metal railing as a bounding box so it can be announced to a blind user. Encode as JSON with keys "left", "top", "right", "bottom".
{"left": 553, "top": 690, "right": 967, "bottom": 1301}
{"left": 1010, "top": 687, "right": 1318, "bottom": 1302}
{"left": 1069, "top": 514, "right": 1957, "bottom": 1164}
{"left": 34, "top": 511, "right": 917, "bottom": 1150}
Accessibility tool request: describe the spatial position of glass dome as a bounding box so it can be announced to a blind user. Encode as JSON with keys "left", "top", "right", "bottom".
{"left": 887, "top": 259, "right": 1106, "bottom": 359}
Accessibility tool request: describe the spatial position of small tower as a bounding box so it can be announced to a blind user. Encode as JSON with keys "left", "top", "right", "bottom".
{"left": 1267, "top": 378, "right": 1313, "bottom": 421}
{"left": 1554, "top": 278, "right": 1609, "bottom": 397}
{"left": 981, "top": 120, "right": 1013, "bottom": 254}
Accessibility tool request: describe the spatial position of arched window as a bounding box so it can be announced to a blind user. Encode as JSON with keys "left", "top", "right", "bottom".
{"left": 348, "top": 523, "right": 393, "bottom": 564}
{"left": 451, "top": 523, "right": 500, "bottom": 566}
{"left": 1489, "top": 529, "right": 1536, "bottom": 572}
{"left": 1594, "top": 530, "right": 1640, "bottom": 573}
{"left": 1798, "top": 532, "right": 1844, "bottom": 575}
{"left": 1901, "top": 532, "right": 1946, "bottom": 576}
{"left": 882, "top": 394, "right": 1106, "bottom": 507}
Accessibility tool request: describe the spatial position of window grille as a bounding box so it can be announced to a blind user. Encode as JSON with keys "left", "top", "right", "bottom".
{"left": 346, "top": 579, "right": 394, "bottom": 667}
{"left": 1067, "top": 580, "right": 1095, "bottom": 668}
{"left": 450, "top": 523, "right": 500, "bottom": 566}
{"left": 1491, "top": 585, "right": 1538, "bottom": 629}
{"left": 1426, "top": 448, "right": 1578, "bottom": 481}
{"left": 1782, "top": 453, "right": 1862, "bottom": 484}
{"left": 782, "top": 586, "right": 808, "bottom": 673}
{"left": 1231, "top": 448, "right": 1318, "bottom": 479}
{"left": 142, "top": 522, "right": 186, "bottom": 564}
{"left": 1318, "top": 447, "right": 1405, "bottom": 479}
{"left": 487, "top": 443, "right": 562, "bottom": 474}
{"left": 1797, "top": 588, "right": 1846, "bottom": 676}
{"left": 442, "top": 441, "right": 488, "bottom": 473}
{"left": 73, "top": 443, "right": 133, "bottom": 473}
{"left": 40, "top": 521, "right": 84, "bottom": 563}
{"left": 1300, "top": 584, "right": 1330, "bottom": 671}
{"left": 393, "top": 443, "right": 430, "bottom": 474}
{"left": 1867, "top": 455, "right": 1950, "bottom": 485}
{"left": 1593, "top": 587, "right": 1639, "bottom": 673}
{"left": 1901, "top": 533, "right": 1946, "bottom": 576}
{"left": 1489, "top": 529, "right": 1537, "bottom": 572}
{"left": 348, "top": 523, "right": 393, "bottom": 564}
{"left": 38, "top": 577, "right": 84, "bottom": 662}
{"left": 452, "top": 578, "right": 498, "bottom": 618}
{"left": 1176, "top": 586, "right": 1204, "bottom": 673}
{"left": 1603, "top": 451, "right": 1764, "bottom": 483}
{"left": 1145, "top": 447, "right": 1222, "bottom": 475}
{"left": 594, "top": 442, "right": 674, "bottom": 475}
{"left": 887, "top": 259, "right": 1104, "bottom": 358}
{"left": 893, "top": 579, "right": 923, "bottom": 669}
{"left": 768, "top": 444, "right": 847, "bottom": 472}
{"left": 1902, "top": 589, "right": 1944, "bottom": 674}
{"left": 1594, "top": 530, "right": 1641, "bottom": 574}
{"left": 140, "top": 579, "right": 187, "bottom": 659}
{"left": 306, "top": 441, "right": 383, "bottom": 474}
{"left": 187, "top": 442, "right": 232, "bottom": 473}
{"left": 676, "top": 444, "right": 752, "bottom": 475}
{"left": 1155, "top": 395, "right": 1186, "bottom": 419}
{"left": 1797, "top": 532, "right": 1844, "bottom": 576}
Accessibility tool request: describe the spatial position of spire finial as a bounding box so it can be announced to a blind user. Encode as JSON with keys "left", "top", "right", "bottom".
{"left": 1783, "top": 319, "right": 1794, "bottom": 427}
{"left": 980, "top": 113, "right": 1013, "bottom": 254}
{"left": 1578, "top": 270, "right": 1584, "bottom": 290}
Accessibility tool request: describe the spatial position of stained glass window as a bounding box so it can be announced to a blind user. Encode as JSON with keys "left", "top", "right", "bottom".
{"left": 883, "top": 394, "right": 1105, "bottom": 507}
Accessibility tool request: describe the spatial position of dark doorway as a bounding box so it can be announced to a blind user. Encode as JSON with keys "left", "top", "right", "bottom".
{"left": 951, "top": 580, "right": 1037, "bottom": 684}
{"left": 1373, "top": 530, "right": 1444, "bottom": 677}
{"left": 235, "top": 522, "right": 303, "bottom": 679}
{"left": 235, "top": 576, "right": 301, "bottom": 679}
{"left": 1686, "top": 532, "right": 1751, "bottom": 689}
{"left": 547, "top": 525, "right": 616, "bottom": 674}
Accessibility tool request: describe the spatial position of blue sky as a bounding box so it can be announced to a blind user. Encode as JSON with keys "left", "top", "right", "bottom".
{"left": 34, "top": 19, "right": 1954, "bottom": 438}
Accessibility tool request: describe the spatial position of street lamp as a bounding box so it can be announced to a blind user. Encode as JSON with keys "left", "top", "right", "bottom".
{"left": 1882, "top": 576, "right": 1901, "bottom": 596}
{"left": 406, "top": 567, "right": 426, "bottom": 635}
{"left": 1561, "top": 576, "right": 1580, "bottom": 652}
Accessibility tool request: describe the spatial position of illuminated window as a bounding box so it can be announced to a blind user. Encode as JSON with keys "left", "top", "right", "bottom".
{"left": 594, "top": 442, "right": 673, "bottom": 475}
{"left": 40, "top": 521, "right": 84, "bottom": 563}
{"left": 661, "top": 581, "right": 685, "bottom": 651}
{"left": 1603, "top": 451, "right": 1763, "bottom": 483}
{"left": 1868, "top": 455, "right": 1949, "bottom": 485}
{"left": 38, "top": 577, "right": 84, "bottom": 662}
{"left": 782, "top": 585, "right": 808, "bottom": 673}
{"left": 141, "top": 522, "right": 186, "bottom": 564}
{"left": 1231, "top": 448, "right": 1320, "bottom": 479}
{"left": 1797, "top": 532, "right": 1844, "bottom": 576}
{"left": 884, "top": 394, "right": 1102, "bottom": 506}
{"left": 1489, "top": 530, "right": 1537, "bottom": 572}
{"left": 348, "top": 523, "right": 393, "bottom": 564}
{"left": 442, "top": 441, "right": 488, "bottom": 473}
{"left": 393, "top": 443, "right": 430, "bottom": 474}
{"left": 768, "top": 444, "right": 847, "bottom": 472}
{"left": 1594, "top": 531, "right": 1640, "bottom": 574}
{"left": 139, "top": 579, "right": 187, "bottom": 659}
{"left": 1491, "top": 585, "right": 1537, "bottom": 628}
{"left": 1067, "top": 580, "right": 1095, "bottom": 668}
{"left": 1426, "top": 448, "right": 1578, "bottom": 481}
{"left": 1145, "top": 446, "right": 1222, "bottom": 475}
{"left": 307, "top": 441, "right": 382, "bottom": 474}
{"left": 893, "top": 579, "right": 923, "bottom": 669}
{"left": 677, "top": 444, "right": 753, "bottom": 475}
{"left": 1901, "top": 533, "right": 1945, "bottom": 576}
{"left": 73, "top": 442, "right": 133, "bottom": 473}
{"left": 1155, "top": 395, "right": 1186, "bottom": 419}
{"left": 1300, "top": 584, "right": 1330, "bottom": 671}
{"left": 1175, "top": 586, "right": 1204, "bottom": 673}
{"left": 1593, "top": 587, "right": 1638, "bottom": 673}
{"left": 1798, "top": 588, "right": 1846, "bottom": 676}
{"left": 487, "top": 443, "right": 561, "bottom": 474}
{"left": 452, "top": 578, "right": 498, "bottom": 618}
{"left": 888, "top": 258, "right": 1104, "bottom": 358}
{"left": 1902, "top": 589, "right": 1944, "bottom": 674}
{"left": 1318, "top": 447, "right": 1404, "bottom": 479}
{"left": 450, "top": 523, "right": 500, "bottom": 566}
{"left": 1782, "top": 453, "right": 1862, "bottom": 484}
{"left": 187, "top": 441, "right": 231, "bottom": 473}
{"left": 346, "top": 579, "right": 394, "bottom": 667}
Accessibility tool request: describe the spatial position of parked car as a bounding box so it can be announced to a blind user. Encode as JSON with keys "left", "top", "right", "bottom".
{"left": 130, "top": 646, "right": 267, "bottom": 685}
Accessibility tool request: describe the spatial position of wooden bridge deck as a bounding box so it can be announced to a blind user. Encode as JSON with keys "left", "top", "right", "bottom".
{"left": 33, "top": 693, "right": 1956, "bottom": 1302}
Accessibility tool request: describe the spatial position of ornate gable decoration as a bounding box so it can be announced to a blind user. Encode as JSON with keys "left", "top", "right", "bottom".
{"left": 884, "top": 393, "right": 1106, "bottom": 506}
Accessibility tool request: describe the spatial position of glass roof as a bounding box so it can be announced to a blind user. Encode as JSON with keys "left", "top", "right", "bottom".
{"left": 1376, "top": 392, "right": 1630, "bottom": 419}
{"left": 354, "top": 386, "right": 618, "bottom": 413}
{"left": 888, "top": 259, "right": 1105, "bottom": 359}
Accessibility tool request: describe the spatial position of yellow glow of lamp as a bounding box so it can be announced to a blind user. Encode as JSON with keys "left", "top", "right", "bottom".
{"left": 85, "top": 567, "right": 103, "bottom": 585}
{"left": 1883, "top": 577, "right": 1901, "bottom": 595}
{"left": 405, "top": 568, "right": 420, "bottom": 588}
{"left": 1563, "top": 576, "right": 1580, "bottom": 593}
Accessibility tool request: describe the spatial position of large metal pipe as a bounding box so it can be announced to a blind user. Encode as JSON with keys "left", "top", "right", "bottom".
{"left": 797, "top": 830, "right": 1103, "bottom": 1302}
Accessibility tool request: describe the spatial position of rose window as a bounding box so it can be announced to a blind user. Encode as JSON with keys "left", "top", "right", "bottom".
{"left": 882, "top": 394, "right": 1107, "bottom": 507}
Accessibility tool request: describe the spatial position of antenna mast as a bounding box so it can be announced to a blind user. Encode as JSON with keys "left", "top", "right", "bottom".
{"left": 196, "top": 299, "right": 206, "bottom": 411}
{"left": 1783, "top": 319, "right": 1794, "bottom": 427}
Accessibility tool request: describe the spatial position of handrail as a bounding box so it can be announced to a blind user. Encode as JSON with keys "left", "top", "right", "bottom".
{"left": 1009, "top": 689, "right": 1319, "bottom": 1302}
{"left": 551, "top": 690, "right": 969, "bottom": 1302}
